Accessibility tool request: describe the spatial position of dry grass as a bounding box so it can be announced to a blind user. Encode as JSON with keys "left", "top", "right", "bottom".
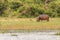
{"left": 0, "top": 18, "right": 60, "bottom": 30}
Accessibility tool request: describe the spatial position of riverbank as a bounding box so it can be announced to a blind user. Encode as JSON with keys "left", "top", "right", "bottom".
{"left": 0, "top": 29, "right": 60, "bottom": 33}
{"left": 0, "top": 31, "right": 60, "bottom": 40}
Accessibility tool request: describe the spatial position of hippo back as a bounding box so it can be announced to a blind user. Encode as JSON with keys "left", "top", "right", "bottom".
{"left": 39, "top": 14, "right": 49, "bottom": 20}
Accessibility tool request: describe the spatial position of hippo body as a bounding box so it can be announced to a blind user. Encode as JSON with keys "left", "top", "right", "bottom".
{"left": 36, "top": 14, "right": 49, "bottom": 22}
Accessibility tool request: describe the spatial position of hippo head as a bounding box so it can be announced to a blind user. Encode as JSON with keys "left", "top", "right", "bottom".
{"left": 36, "top": 17, "right": 40, "bottom": 22}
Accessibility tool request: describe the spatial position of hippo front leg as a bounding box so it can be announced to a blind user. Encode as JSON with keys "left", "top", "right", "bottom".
{"left": 47, "top": 18, "right": 49, "bottom": 21}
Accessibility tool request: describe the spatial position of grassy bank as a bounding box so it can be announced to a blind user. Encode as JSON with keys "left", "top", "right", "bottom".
{"left": 0, "top": 18, "right": 60, "bottom": 30}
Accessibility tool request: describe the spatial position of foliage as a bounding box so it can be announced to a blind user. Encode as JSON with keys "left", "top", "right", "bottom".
{"left": 0, "top": 0, "right": 60, "bottom": 18}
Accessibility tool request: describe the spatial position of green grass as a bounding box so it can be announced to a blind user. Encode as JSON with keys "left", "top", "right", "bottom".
{"left": 0, "top": 18, "right": 60, "bottom": 30}
{"left": 55, "top": 32, "right": 60, "bottom": 35}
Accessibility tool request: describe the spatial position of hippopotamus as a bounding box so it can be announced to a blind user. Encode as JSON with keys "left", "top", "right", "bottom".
{"left": 36, "top": 14, "right": 49, "bottom": 22}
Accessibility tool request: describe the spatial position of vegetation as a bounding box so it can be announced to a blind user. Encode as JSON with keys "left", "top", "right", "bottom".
{"left": 0, "top": 0, "right": 60, "bottom": 18}
{"left": 0, "top": 18, "right": 60, "bottom": 30}
{"left": 0, "top": 18, "right": 59, "bottom": 33}
{"left": 0, "top": 0, "right": 60, "bottom": 33}
{"left": 55, "top": 32, "right": 60, "bottom": 35}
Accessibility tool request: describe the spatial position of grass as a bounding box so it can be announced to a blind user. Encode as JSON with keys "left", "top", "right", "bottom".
{"left": 55, "top": 32, "right": 60, "bottom": 35}
{"left": 0, "top": 18, "right": 60, "bottom": 31}
{"left": 11, "top": 34, "right": 18, "bottom": 36}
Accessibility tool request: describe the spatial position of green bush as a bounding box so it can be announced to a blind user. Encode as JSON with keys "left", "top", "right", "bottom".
{"left": 0, "top": 0, "right": 60, "bottom": 18}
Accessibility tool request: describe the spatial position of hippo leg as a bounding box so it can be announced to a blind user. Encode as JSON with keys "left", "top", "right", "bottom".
{"left": 47, "top": 18, "right": 49, "bottom": 21}
{"left": 37, "top": 19, "right": 40, "bottom": 22}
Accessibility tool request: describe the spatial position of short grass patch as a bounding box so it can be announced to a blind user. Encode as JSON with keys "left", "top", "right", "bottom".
{"left": 55, "top": 32, "right": 60, "bottom": 35}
